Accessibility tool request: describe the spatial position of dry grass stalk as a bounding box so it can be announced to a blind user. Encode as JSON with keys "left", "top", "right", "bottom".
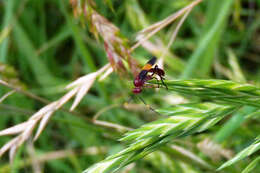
{"left": 0, "top": 83, "right": 131, "bottom": 132}
{"left": 94, "top": 120, "right": 133, "bottom": 132}
{"left": 160, "top": 8, "right": 192, "bottom": 60}
{"left": 0, "top": 90, "right": 15, "bottom": 103}
{"left": 140, "top": 7, "right": 192, "bottom": 72}
{"left": 92, "top": 11, "right": 139, "bottom": 76}
{"left": 0, "top": 64, "right": 111, "bottom": 160}
{"left": 70, "top": 0, "right": 139, "bottom": 76}
{"left": 197, "top": 138, "right": 234, "bottom": 161}
{"left": 92, "top": 12, "right": 127, "bottom": 71}
{"left": 170, "top": 144, "right": 213, "bottom": 170}
{"left": 0, "top": 79, "right": 48, "bottom": 103}
{"left": 26, "top": 140, "right": 42, "bottom": 173}
{"left": 132, "top": 0, "right": 197, "bottom": 74}
{"left": 1, "top": 146, "right": 107, "bottom": 171}
{"left": 131, "top": 0, "right": 203, "bottom": 52}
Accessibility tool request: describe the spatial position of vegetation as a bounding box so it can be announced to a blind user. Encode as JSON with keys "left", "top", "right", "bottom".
{"left": 0, "top": 0, "right": 259, "bottom": 173}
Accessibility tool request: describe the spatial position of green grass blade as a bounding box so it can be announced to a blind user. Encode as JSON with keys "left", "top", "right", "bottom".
{"left": 241, "top": 156, "right": 260, "bottom": 173}
{"left": 217, "top": 136, "right": 260, "bottom": 170}
{"left": 13, "top": 22, "right": 59, "bottom": 86}
{"left": 37, "top": 25, "right": 71, "bottom": 55}
{"left": 214, "top": 106, "right": 257, "bottom": 143}
{"left": 0, "top": 0, "right": 16, "bottom": 62}
{"left": 59, "top": 0, "right": 96, "bottom": 71}
{"left": 125, "top": 0, "right": 149, "bottom": 30}
{"left": 181, "top": 0, "right": 234, "bottom": 78}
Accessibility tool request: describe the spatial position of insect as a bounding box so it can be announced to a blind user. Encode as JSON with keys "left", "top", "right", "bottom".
{"left": 132, "top": 56, "right": 168, "bottom": 94}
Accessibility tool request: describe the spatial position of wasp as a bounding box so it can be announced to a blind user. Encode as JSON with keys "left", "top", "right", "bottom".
{"left": 133, "top": 56, "right": 168, "bottom": 94}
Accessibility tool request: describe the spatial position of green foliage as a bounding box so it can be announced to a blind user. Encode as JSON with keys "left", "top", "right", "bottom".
{"left": 181, "top": 0, "right": 234, "bottom": 78}
{"left": 0, "top": 0, "right": 260, "bottom": 173}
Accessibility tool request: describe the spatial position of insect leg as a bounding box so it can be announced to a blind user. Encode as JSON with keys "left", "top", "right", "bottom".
{"left": 136, "top": 95, "right": 161, "bottom": 116}
{"left": 159, "top": 76, "right": 168, "bottom": 90}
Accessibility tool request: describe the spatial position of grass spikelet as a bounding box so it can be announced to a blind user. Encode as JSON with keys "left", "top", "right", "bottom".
{"left": 0, "top": 64, "right": 111, "bottom": 160}
{"left": 151, "top": 79, "right": 260, "bottom": 107}
{"left": 83, "top": 102, "right": 237, "bottom": 173}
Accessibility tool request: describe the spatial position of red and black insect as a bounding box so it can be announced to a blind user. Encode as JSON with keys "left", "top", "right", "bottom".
{"left": 133, "top": 56, "right": 168, "bottom": 94}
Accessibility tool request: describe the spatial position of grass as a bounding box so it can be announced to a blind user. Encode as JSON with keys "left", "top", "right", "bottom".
{"left": 0, "top": 0, "right": 260, "bottom": 173}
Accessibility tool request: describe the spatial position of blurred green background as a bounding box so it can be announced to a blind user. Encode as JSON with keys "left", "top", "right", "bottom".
{"left": 0, "top": 0, "right": 260, "bottom": 172}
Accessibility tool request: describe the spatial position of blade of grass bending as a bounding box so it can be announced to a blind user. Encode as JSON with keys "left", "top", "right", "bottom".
{"left": 181, "top": 0, "right": 234, "bottom": 78}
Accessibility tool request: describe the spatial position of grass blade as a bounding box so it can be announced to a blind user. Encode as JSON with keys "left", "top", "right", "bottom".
{"left": 217, "top": 135, "right": 260, "bottom": 170}
{"left": 181, "top": 0, "right": 234, "bottom": 78}
{"left": 0, "top": 0, "right": 15, "bottom": 62}
{"left": 214, "top": 106, "right": 257, "bottom": 143}
{"left": 241, "top": 156, "right": 260, "bottom": 173}
{"left": 13, "top": 22, "right": 58, "bottom": 86}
